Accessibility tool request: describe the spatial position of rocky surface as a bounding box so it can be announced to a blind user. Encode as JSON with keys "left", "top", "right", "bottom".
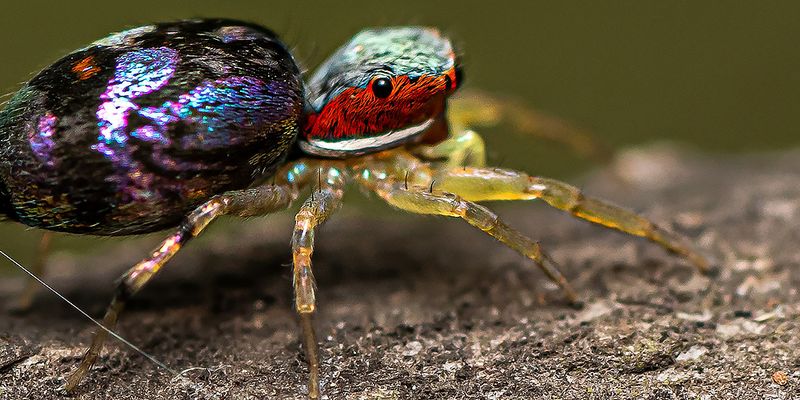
{"left": 1, "top": 145, "right": 799, "bottom": 399}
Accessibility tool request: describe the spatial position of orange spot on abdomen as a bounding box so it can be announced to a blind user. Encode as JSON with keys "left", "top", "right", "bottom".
{"left": 72, "top": 56, "right": 100, "bottom": 80}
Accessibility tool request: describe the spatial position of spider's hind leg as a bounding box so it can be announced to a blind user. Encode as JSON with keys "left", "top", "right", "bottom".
{"left": 65, "top": 182, "right": 299, "bottom": 391}
{"left": 432, "top": 166, "right": 711, "bottom": 272}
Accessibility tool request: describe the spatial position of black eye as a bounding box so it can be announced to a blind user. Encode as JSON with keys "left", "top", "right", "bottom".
{"left": 371, "top": 77, "right": 393, "bottom": 98}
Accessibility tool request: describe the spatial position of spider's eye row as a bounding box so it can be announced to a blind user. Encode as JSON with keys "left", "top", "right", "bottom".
{"left": 371, "top": 77, "right": 393, "bottom": 98}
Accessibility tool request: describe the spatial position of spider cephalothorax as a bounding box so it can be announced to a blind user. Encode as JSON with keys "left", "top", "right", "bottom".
{"left": 300, "top": 27, "right": 461, "bottom": 157}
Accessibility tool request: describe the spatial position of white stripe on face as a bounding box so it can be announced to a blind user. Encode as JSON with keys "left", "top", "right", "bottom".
{"left": 299, "top": 118, "right": 435, "bottom": 158}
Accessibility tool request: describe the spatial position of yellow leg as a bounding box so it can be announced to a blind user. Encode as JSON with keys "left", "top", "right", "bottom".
{"left": 65, "top": 182, "right": 300, "bottom": 391}
{"left": 358, "top": 176, "right": 577, "bottom": 303}
{"left": 12, "top": 231, "right": 53, "bottom": 312}
{"left": 447, "top": 88, "right": 613, "bottom": 163}
{"left": 431, "top": 167, "right": 710, "bottom": 272}
{"left": 291, "top": 167, "right": 345, "bottom": 399}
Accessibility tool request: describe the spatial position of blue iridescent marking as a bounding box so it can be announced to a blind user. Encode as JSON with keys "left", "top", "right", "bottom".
{"left": 94, "top": 47, "right": 178, "bottom": 151}
{"left": 92, "top": 25, "right": 156, "bottom": 47}
{"left": 287, "top": 163, "right": 308, "bottom": 183}
{"left": 29, "top": 112, "right": 58, "bottom": 167}
{"left": 171, "top": 76, "right": 280, "bottom": 149}
{"left": 103, "top": 48, "right": 177, "bottom": 99}
{"left": 131, "top": 126, "right": 167, "bottom": 144}
{"left": 138, "top": 106, "right": 180, "bottom": 128}
{"left": 325, "top": 168, "right": 342, "bottom": 185}
{"left": 87, "top": 45, "right": 296, "bottom": 202}
{"left": 91, "top": 47, "right": 179, "bottom": 201}
{"left": 214, "top": 26, "right": 265, "bottom": 43}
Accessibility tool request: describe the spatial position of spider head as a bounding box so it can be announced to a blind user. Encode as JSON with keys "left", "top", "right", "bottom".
{"left": 300, "top": 27, "right": 461, "bottom": 157}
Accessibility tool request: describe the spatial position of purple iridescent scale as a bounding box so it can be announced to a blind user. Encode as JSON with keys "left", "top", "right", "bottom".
{"left": 0, "top": 19, "right": 303, "bottom": 235}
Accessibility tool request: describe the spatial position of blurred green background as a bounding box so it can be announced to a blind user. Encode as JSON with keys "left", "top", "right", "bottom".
{"left": 0, "top": 1, "right": 798, "bottom": 268}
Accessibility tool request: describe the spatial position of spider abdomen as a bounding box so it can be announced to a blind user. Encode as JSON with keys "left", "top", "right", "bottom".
{"left": 0, "top": 19, "right": 304, "bottom": 235}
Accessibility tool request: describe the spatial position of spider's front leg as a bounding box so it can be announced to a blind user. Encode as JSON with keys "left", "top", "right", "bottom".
{"left": 447, "top": 89, "right": 613, "bottom": 167}
{"left": 431, "top": 166, "right": 711, "bottom": 272}
{"left": 291, "top": 166, "right": 345, "bottom": 400}
{"left": 65, "top": 166, "right": 311, "bottom": 391}
{"left": 417, "top": 89, "right": 612, "bottom": 166}
{"left": 355, "top": 166, "right": 577, "bottom": 303}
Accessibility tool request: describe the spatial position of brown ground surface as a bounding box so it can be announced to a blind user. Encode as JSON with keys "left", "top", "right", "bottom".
{"left": 1, "top": 145, "right": 799, "bottom": 400}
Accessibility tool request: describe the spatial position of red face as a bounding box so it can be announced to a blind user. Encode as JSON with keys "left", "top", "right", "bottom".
{"left": 304, "top": 67, "right": 459, "bottom": 143}
{"left": 299, "top": 27, "right": 463, "bottom": 158}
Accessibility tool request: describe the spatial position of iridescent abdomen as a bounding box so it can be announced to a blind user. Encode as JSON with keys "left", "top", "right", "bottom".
{"left": 0, "top": 19, "right": 303, "bottom": 235}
